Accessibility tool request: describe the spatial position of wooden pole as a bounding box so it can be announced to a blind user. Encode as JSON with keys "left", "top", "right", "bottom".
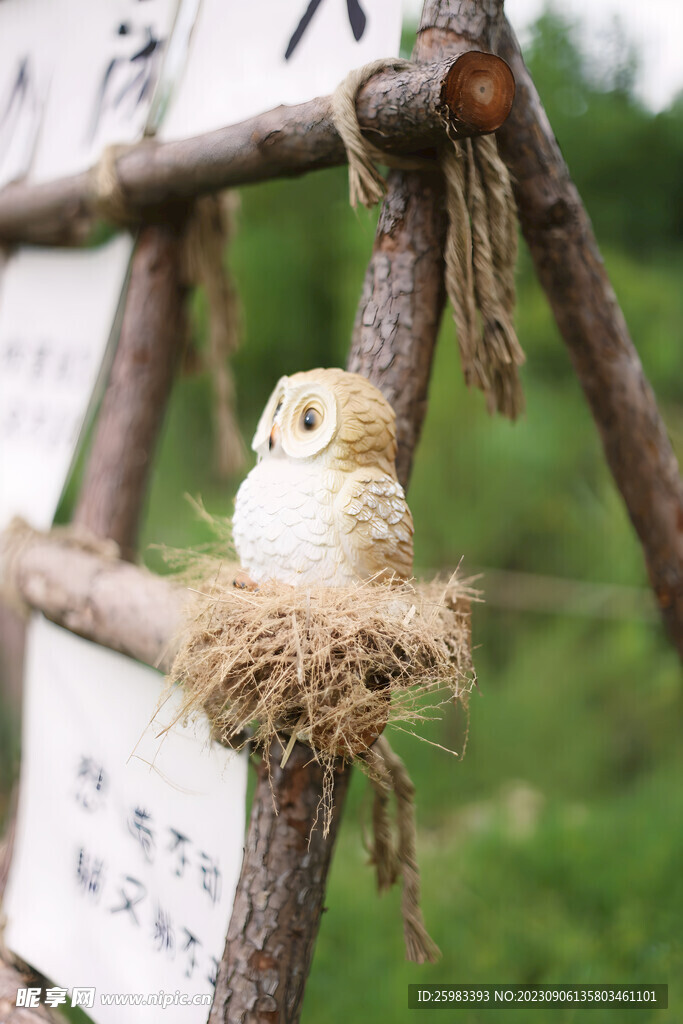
{"left": 73, "top": 223, "right": 188, "bottom": 560}
{"left": 209, "top": 4, "right": 504, "bottom": 1022}
{"left": 488, "top": 14, "right": 683, "bottom": 656}
{"left": 348, "top": 172, "right": 447, "bottom": 486}
{"left": 0, "top": 54, "right": 514, "bottom": 247}
{"left": 0, "top": 532, "right": 188, "bottom": 669}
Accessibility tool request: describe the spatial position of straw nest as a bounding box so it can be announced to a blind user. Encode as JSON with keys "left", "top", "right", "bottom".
{"left": 166, "top": 550, "right": 476, "bottom": 768}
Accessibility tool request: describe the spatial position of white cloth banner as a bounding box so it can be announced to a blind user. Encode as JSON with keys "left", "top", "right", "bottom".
{"left": 0, "top": 236, "right": 133, "bottom": 531}
{"left": 30, "top": 0, "right": 178, "bottom": 183}
{"left": 0, "top": 0, "right": 57, "bottom": 189}
{"left": 4, "top": 616, "right": 247, "bottom": 1024}
{"left": 160, "top": 0, "right": 403, "bottom": 140}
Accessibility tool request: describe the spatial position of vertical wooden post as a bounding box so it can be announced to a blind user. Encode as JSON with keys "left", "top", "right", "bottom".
{"left": 348, "top": 169, "right": 446, "bottom": 487}
{"left": 73, "top": 223, "right": 188, "bottom": 560}
{"left": 209, "top": 5, "right": 491, "bottom": 1023}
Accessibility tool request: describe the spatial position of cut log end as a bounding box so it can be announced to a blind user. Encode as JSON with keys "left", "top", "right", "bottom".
{"left": 442, "top": 51, "right": 515, "bottom": 134}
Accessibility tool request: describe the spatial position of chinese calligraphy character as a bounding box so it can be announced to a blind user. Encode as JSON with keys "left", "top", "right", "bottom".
{"left": 182, "top": 928, "right": 201, "bottom": 979}
{"left": 76, "top": 847, "right": 105, "bottom": 899}
{"left": 111, "top": 875, "right": 146, "bottom": 924}
{"left": 0, "top": 57, "right": 40, "bottom": 169}
{"left": 31, "top": 342, "right": 48, "bottom": 379}
{"left": 1, "top": 338, "right": 22, "bottom": 371}
{"left": 152, "top": 903, "right": 175, "bottom": 956}
{"left": 75, "top": 755, "right": 107, "bottom": 811}
{"left": 167, "top": 827, "right": 191, "bottom": 877}
{"left": 285, "top": 0, "right": 367, "bottom": 60}
{"left": 128, "top": 806, "right": 155, "bottom": 862}
{"left": 1, "top": 405, "right": 21, "bottom": 438}
{"left": 198, "top": 851, "right": 222, "bottom": 905}
{"left": 88, "top": 17, "right": 164, "bottom": 143}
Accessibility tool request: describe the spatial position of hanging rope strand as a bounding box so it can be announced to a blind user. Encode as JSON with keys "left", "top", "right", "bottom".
{"left": 332, "top": 62, "right": 526, "bottom": 418}
{"left": 363, "top": 737, "right": 441, "bottom": 964}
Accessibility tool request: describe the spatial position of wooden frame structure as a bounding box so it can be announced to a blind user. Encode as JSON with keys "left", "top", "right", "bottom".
{"left": 1, "top": 1, "right": 681, "bottom": 1022}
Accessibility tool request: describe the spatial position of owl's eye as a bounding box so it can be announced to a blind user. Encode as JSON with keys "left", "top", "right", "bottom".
{"left": 302, "top": 407, "right": 320, "bottom": 431}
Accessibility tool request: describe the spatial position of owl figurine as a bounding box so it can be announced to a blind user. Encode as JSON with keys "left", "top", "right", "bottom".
{"left": 232, "top": 368, "right": 413, "bottom": 587}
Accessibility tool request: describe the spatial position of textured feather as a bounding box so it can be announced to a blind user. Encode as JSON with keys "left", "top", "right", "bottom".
{"left": 335, "top": 468, "right": 413, "bottom": 581}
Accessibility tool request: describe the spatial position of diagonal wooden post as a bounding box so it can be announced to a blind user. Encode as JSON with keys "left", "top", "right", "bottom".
{"left": 487, "top": 9, "right": 683, "bottom": 655}
{"left": 416, "top": 0, "right": 683, "bottom": 657}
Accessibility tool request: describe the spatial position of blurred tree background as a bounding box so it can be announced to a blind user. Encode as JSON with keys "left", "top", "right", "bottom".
{"left": 4, "top": 6, "right": 683, "bottom": 1022}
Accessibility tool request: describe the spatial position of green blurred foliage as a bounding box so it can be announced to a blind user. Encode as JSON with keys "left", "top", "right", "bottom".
{"left": 139, "top": 11, "right": 682, "bottom": 1018}
{"left": 524, "top": 10, "right": 683, "bottom": 256}
{"left": 4, "top": 6, "right": 683, "bottom": 1021}
{"left": 135, "top": 12, "right": 683, "bottom": 1015}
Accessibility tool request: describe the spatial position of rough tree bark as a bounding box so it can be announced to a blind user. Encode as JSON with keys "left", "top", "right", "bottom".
{"left": 488, "top": 15, "right": 683, "bottom": 655}
{"left": 73, "top": 223, "right": 188, "bottom": 560}
{"left": 349, "top": 0, "right": 510, "bottom": 487}
{"left": 348, "top": 171, "right": 447, "bottom": 486}
{"left": 211, "top": 5, "right": 503, "bottom": 1023}
{"left": 0, "top": 962, "right": 59, "bottom": 1024}
{"left": 210, "top": 748, "right": 351, "bottom": 1024}
{"left": 0, "top": 53, "right": 513, "bottom": 246}
{"left": 0, "top": 792, "right": 59, "bottom": 1023}
{"left": 0, "top": 533, "right": 187, "bottom": 670}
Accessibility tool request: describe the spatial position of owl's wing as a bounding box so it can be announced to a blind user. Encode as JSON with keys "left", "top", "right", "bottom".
{"left": 334, "top": 468, "right": 414, "bottom": 582}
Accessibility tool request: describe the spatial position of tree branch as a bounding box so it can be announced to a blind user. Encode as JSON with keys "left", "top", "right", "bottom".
{"left": 0, "top": 532, "right": 187, "bottom": 671}
{"left": 0, "top": 53, "right": 514, "bottom": 246}
{"left": 350, "top": 1, "right": 507, "bottom": 489}
{"left": 348, "top": 169, "right": 447, "bottom": 486}
{"left": 491, "top": 15, "right": 683, "bottom": 656}
{"left": 211, "top": 6, "right": 500, "bottom": 1024}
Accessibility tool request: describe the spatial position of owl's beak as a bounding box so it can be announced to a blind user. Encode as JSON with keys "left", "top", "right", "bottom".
{"left": 268, "top": 423, "right": 280, "bottom": 452}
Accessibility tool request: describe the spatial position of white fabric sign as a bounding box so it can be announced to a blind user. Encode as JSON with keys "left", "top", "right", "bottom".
{"left": 4, "top": 616, "right": 247, "bottom": 1024}
{"left": 0, "top": 0, "right": 57, "bottom": 189}
{"left": 30, "top": 0, "right": 177, "bottom": 183}
{"left": 160, "top": 0, "right": 403, "bottom": 140}
{"left": 0, "top": 237, "right": 133, "bottom": 531}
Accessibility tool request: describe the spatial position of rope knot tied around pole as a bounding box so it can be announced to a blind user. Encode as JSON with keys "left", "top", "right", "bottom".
{"left": 332, "top": 56, "right": 526, "bottom": 419}
{"left": 89, "top": 147, "right": 245, "bottom": 479}
{"left": 90, "top": 144, "right": 140, "bottom": 227}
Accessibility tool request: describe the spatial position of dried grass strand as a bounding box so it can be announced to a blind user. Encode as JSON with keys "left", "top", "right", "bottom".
{"left": 163, "top": 527, "right": 474, "bottom": 960}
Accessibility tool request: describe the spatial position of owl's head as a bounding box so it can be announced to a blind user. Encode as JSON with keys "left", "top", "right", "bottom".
{"left": 252, "top": 368, "right": 398, "bottom": 472}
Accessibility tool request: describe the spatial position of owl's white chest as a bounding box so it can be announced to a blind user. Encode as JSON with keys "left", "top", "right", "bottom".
{"left": 233, "top": 457, "right": 354, "bottom": 586}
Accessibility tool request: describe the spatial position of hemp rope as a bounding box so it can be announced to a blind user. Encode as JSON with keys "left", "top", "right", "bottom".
{"left": 89, "top": 144, "right": 140, "bottom": 226}
{"left": 332, "top": 60, "right": 525, "bottom": 418}
{"left": 362, "top": 736, "right": 441, "bottom": 964}
{"left": 331, "top": 59, "right": 433, "bottom": 208}
{"left": 91, "top": 148, "right": 245, "bottom": 478}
